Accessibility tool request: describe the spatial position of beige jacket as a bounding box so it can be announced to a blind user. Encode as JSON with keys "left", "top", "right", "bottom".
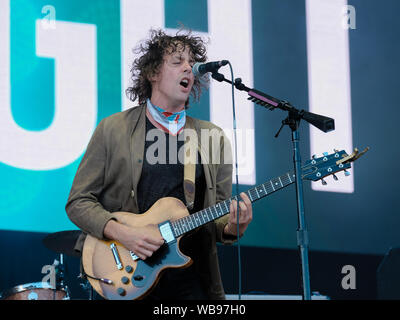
{"left": 66, "top": 103, "right": 237, "bottom": 299}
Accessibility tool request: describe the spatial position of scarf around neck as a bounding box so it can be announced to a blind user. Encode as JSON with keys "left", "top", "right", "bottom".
{"left": 146, "top": 99, "right": 186, "bottom": 135}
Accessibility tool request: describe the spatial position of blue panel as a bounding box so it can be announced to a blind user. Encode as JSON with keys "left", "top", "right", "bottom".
{"left": 165, "top": 0, "right": 208, "bottom": 32}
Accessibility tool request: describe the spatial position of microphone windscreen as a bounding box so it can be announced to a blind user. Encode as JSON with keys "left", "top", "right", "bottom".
{"left": 192, "top": 62, "right": 202, "bottom": 77}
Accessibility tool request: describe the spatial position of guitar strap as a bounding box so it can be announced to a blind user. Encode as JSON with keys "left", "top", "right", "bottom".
{"left": 183, "top": 117, "right": 198, "bottom": 210}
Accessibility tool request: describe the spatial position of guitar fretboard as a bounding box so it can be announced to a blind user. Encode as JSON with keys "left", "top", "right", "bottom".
{"left": 170, "top": 172, "right": 296, "bottom": 238}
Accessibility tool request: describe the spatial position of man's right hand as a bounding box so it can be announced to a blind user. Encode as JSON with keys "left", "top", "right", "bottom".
{"left": 104, "top": 219, "right": 165, "bottom": 260}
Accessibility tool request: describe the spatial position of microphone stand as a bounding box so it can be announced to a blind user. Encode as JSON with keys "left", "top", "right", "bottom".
{"left": 211, "top": 72, "right": 335, "bottom": 300}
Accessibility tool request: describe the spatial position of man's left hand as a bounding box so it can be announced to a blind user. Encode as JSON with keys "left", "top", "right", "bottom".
{"left": 224, "top": 192, "right": 253, "bottom": 237}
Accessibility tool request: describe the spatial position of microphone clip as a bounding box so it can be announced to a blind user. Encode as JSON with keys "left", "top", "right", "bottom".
{"left": 211, "top": 72, "right": 225, "bottom": 82}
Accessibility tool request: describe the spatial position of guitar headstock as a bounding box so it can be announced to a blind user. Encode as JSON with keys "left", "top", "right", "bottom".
{"left": 302, "top": 147, "right": 369, "bottom": 184}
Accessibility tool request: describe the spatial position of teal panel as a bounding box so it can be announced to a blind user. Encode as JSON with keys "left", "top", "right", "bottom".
{"left": 165, "top": 0, "right": 208, "bottom": 32}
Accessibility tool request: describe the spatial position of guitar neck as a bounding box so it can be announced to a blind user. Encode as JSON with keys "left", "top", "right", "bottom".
{"left": 170, "top": 171, "right": 296, "bottom": 238}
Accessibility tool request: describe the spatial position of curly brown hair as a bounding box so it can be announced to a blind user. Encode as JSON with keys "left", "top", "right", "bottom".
{"left": 125, "top": 28, "right": 209, "bottom": 107}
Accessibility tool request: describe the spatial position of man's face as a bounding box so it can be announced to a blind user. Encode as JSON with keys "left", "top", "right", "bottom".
{"left": 150, "top": 43, "right": 195, "bottom": 110}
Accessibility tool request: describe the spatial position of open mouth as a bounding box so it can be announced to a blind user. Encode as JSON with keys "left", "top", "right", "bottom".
{"left": 180, "top": 78, "right": 189, "bottom": 89}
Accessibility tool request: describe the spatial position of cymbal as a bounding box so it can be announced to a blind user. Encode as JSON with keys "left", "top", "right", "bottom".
{"left": 42, "top": 230, "right": 82, "bottom": 257}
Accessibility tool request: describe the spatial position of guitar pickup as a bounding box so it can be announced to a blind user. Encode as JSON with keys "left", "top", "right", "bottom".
{"left": 110, "top": 243, "right": 123, "bottom": 270}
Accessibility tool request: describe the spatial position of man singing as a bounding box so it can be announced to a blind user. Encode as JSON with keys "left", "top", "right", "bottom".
{"left": 66, "top": 28, "right": 253, "bottom": 300}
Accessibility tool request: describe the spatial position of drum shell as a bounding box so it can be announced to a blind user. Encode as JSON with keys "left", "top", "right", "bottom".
{"left": 0, "top": 282, "right": 68, "bottom": 300}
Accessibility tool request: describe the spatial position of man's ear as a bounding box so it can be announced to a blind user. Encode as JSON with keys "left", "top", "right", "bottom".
{"left": 148, "top": 72, "right": 158, "bottom": 83}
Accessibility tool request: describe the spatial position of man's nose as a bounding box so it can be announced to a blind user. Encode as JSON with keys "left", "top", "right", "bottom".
{"left": 182, "top": 60, "right": 192, "bottom": 73}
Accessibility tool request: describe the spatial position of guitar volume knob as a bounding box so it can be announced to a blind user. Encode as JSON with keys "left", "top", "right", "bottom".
{"left": 117, "top": 288, "right": 126, "bottom": 296}
{"left": 121, "top": 276, "right": 129, "bottom": 284}
{"left": 125, "top": 265, "right": 133, "bottom": 273}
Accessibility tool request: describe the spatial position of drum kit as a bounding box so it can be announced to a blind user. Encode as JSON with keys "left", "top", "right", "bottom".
{"left": 0, "top": 230, "right": 92, "bottom": 301}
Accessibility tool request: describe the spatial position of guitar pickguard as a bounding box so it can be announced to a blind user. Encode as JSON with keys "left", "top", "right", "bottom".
{"left": 128, "top": 240, "right": 191, "bottom": 299}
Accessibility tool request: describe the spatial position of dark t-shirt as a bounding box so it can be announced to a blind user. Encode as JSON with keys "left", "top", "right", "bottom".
{"left": 136, "top": 117, "right": 208, "bottom": 300}
{"left": 137, "top": 117, "right": 206, "bottom": 215}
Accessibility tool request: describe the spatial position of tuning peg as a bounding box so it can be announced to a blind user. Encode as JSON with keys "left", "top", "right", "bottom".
{"left": 344, "top": 170, "right": 351, "bottom": 177}
{"left": 323, "top": 152, "right": 329, "bottom": 156}
{"left": 321, "top": 178, "right": 327, "bottom": 186}
{"left": 332, "top": 174, "right": 338, "bottom": 181}
{"left": 334, "top": 149, "right": 339, "bottom": 153}
{"left": 312, "top": 154, "right": 317, "bottom": 159}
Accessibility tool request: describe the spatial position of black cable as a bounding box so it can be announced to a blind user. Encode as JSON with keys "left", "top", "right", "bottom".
{"left": 226, "top": 62, "right": 242, "bottom": 300}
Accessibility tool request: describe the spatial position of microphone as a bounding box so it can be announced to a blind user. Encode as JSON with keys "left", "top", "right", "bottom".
{"left": 192, "top": 60, "right": 229, "bottom": 77}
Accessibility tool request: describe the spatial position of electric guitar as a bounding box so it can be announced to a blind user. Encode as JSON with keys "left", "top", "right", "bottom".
{"left": 82, "top": 147, "right": 369, "bottom": 300}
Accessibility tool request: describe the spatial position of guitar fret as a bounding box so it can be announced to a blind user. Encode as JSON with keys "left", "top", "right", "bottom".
{"left": 215, "top": 203, "right": 221, "bottom": 217}
{"left": 179, "top": 218, "right": 185, "bottom": 233}
{"left": 182, "top": 217, "right": 188, "bottom": 231}
{"left": 278, "top": 176, "right": 283, "bottom": 187}
{"left": 170, "top": 222, "right": 178, "bottom": 237}
{"left": 203, "top": 210, "right": 209, "bottom": 223}
{"left": 255, "top": 189, "right": 259, "bottom": 199}
{"left": 200, "top": 210, "right": 206, "bottom": 224}
{"left": 208, "top": 207, "right": 213, "bottom": 220}
{"left": 175, "top": 222, "right": 182, "bottom": 237}
{"left": 188, "top": 216, "right": 194, "bottom": 230}
{"left": 198, "top": 212, "right": 203, "bottom": 224}
{"left": 192, "top": 214, "right": 199, "bottom": 228}
{"left": 215, "top": 206, "right": 220, "bottom": 217}
{"left": 272, "top": 178, "right": 280, "bottom": 189}
{"left": 209, "top": 207, "right": 215, "bottom": 219}
{"left": 174, "top": 221, "right": 180, "bottom": 235}
{"left": 270, "top": 180, "right": 275, "bottom": 191}
{"left": 205, "top": 208, "right": 211, "bottom": 220}
{"left": 287, "top": 173, "right": 292, "bottom": 183}
{"left": 258, "top": 185, "right": 265, "bottom": 197}
{"left": 262, "top": 183, "right": 268, "bottom": 194}
{"left": 212, "top": 206, "right": 218, "bottom": 218}
{"left": 216, "top": 204, "right": 222, "bottom": 217}
{"left": 283, "top": 174, "right": 291, "bottom": 186}
{"left": 187, "top": 216, "right": 194, "bottom": 231}
{"left": 187, "top": 216, "right": 196, "bottom": 230}
{"left": 255, "top": 187, "right": 260, "bottom": 199}
{"left": 187, "top": 216, "right": 194, "bottom": 230}
{"left": 223, "top": 200, "right": 230, "bottom": 213}
{"left": 182, "top": 218, "right": 188, "bottom": 232}
{"left": 209, "top": 207, "right": 214, "bottom": 219}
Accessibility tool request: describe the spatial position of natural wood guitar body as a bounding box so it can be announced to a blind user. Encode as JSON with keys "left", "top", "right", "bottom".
{"left": 82, "top": 197, "right": 192, "bottom": 300}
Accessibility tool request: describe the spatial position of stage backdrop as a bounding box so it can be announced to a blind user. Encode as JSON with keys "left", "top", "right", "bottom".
{"left": 0, "top": 0, "right": 399, "bottom": 256}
